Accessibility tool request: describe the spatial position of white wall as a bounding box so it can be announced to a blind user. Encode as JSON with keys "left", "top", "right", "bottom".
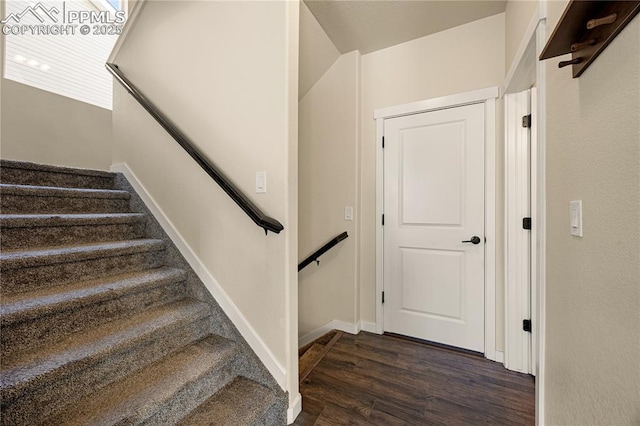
{"left": 544, "top": 3, "right": 640, "bottom": 423}
{"left": 359, "top": 13, "right": 506, "bottom": 351}
{"left": 298, "top": 1, "right": 340, "bottom": 100}
{"left": 505, "top": 0, "right": 538, "bottom": 74}
{"left": 298, "top": 50, "right": 360, "bottom": 338}
{"left": 111, "top": 0, "right": 299, "bottom": 407}
{"left": 1, "top": 78, "right": 112, "bottom": 170}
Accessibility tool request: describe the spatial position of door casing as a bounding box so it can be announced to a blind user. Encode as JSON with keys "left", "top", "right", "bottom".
{"left": 504, "top": 89, "right": 532, "bottom": 374}
{"left": 503, "top": 4, "right": 548, "bottom": 422}
{"left": 374, "top": 86, "right": 500, "bottom": 362}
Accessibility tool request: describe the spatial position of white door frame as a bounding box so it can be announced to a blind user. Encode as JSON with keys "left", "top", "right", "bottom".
{"left": 503, "top": 3, "right": 548, "bottom": 424}
{"left": 504, "top": 89, "right": 532, "bottom": 374}
{"left": 373, "top": 86, "right": 500, "bottom": 362}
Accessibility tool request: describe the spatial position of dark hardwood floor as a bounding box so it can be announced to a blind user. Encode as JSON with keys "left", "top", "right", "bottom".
{"left": 294, "top": 332, "right": 535, "bottom": 425}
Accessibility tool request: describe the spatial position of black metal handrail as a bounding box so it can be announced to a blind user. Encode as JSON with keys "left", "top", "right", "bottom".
{"left": 298, "top": 231, "right": 348, "bottom": 272}
{"left": 106, "top": 63, "right": 284, "bottom": 235}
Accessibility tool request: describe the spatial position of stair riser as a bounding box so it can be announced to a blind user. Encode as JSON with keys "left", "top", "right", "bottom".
{"left": 2, "top": 281, "right": 187, "bottom": 357}
{"left": 1, "top": 315, "right": 212, "bottom": 425}
{"left": 140, "top": 359, "right": 241, "bottom": 426}
{"left": 0, "top": 168, "right": 115, "bottom": 190}
{"left": 1, "top": 195, "right": 130, "bottom": 214}
{"left": 1, "top": 222, "right": 146, "bottom": 249}
{"left": 1, "top": 251, "right": 166, "bottom": 296}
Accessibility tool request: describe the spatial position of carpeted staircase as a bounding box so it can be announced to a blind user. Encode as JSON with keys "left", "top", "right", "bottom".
{"left": 0, "top": 159, "right": 287, "bottom": 425}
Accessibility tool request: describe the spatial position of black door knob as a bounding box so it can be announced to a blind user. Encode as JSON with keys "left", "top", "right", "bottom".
{"left": 461, "top": 236, "right": 481, "bottom": 244}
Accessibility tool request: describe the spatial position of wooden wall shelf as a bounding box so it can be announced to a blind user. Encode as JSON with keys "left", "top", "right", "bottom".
{"left": 540, "top": 1, "right": 640, "bottom": 78}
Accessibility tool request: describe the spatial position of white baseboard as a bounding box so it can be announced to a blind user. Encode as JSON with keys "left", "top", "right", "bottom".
{"left": 359, "top": 320, "right": 378, "bottom": 333}
{"left": 298, "top": 320, "right": 348, "bottom": 348}
{"left": 111, "top": 163, "right": 287, "bottom": 389}
{"left": 286, "top": 392, "right": 302, "bottom": 424}
{"left": 485, "top": 349, "right": 505, "bottom": 364}
{"left": 298, "top": 319, "right": 379, "bottom": 348}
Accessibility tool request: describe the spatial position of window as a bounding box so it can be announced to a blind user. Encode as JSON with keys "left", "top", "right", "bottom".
{"left": 3, "top": 0, "right": 126, "bottom": 109}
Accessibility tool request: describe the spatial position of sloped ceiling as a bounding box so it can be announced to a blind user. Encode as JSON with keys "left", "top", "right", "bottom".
{"left": 304, "top": 0, "right": 507, "bottom": 54}
{"left": 299, "top": 2, "right": 341, "bottom": 99}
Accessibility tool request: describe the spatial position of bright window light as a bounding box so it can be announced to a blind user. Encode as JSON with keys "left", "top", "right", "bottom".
{"left": 3, "top": 0, "right": 127, "bottom": 110}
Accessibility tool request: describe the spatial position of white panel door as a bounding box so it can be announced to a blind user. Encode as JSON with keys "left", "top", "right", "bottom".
{"left": 383, "top": 103, "right": 485, "bottom": 352}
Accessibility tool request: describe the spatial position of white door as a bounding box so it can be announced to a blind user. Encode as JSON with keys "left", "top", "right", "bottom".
{"left": 383, "top": 103, "right": 485, "bottom": 352}
{"left": 505, "top": 89, "right": 533, "bottom": 374}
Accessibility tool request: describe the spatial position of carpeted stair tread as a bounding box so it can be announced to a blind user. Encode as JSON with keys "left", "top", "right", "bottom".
{"left": 0, "top": 160, "right": 288, "bottom": 424}
{"left": 0, "top": 183, "right": 130, "bottom": 199}
{"left": 1, "top": 267, "right": 188, "bottom": 358}
{"left": 0, "top": 239, "right": 165, "bottom": 270}
{"left": 0, "top": 159, "right": 115, "bottom": 179}
{"left": 0, "top": 299, "right": 211, "bottom": 400}
{"left": 0, "top": 213, "right": 148, "bottom": 249}
{"left": 0, "top": 160, "right": 115, "bottom": 190}
{"left": 0, "top": 213, "right": 145, "bottom": 227}
{"left": 1, "top": 184, "right": 131, "bottom": 214}
{"left": 177, "top": 377, "right": 277, "bottom": 426}
{"left": 43, "top": 335, "right": 240, "bottom": 426}
{"left": 1, "top": 267, "right": 187, "bottom": 325}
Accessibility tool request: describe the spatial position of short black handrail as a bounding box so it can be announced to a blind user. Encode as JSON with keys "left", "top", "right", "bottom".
{"left": 298, "top": 231, "right": 348, "bottom": 272}
{"left": 106, "top": 63, "right": 284, "bottom": 235}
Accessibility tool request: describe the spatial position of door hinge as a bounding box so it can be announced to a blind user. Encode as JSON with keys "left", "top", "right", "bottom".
{"left": 523, "top": 319, "right": 532, "bottom": 332}
{"left": 523, "top": 217, "right": 532, "bottom": 230}
{"left": 522, "top": 114, "right": 532, "bottom": 128}
{"left": 382, "top": 136, "right": 385, "bottom": 149}
{"left": 382, "top": 214, "right": 385, "bottom": 226}
{"left": 382, "top": 291, "right": 385, "bottom": 304}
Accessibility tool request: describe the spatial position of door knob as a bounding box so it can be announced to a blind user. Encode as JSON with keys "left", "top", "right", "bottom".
{"left": 461, "top": 236, "right": 481, "bottom": 244}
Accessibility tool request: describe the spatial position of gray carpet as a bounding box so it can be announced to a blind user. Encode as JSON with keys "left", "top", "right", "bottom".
{"left": 0, "top": 159, "right": 287, "bottom": 425}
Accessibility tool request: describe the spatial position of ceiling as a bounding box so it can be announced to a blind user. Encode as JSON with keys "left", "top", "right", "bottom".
{"left": 304, "top": 0, "right": 507, "bottom": 54}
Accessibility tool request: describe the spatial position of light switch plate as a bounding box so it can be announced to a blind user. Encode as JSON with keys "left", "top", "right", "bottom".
{"left": 344, "top": 206, "right": 353, "bottom": 221}
{"left": 570, "top": 200, "right": 582, "bottom": 237}
{"left": 255, "top": 171, "right": 266, "bottom": 193}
